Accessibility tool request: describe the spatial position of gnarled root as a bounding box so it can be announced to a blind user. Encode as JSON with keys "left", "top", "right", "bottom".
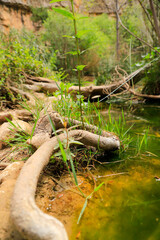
{"left": 11, "top": 129, "right": 120, "bottom": 240}
{"left": 28, "top": 111, "right": 119, "bottom": 148}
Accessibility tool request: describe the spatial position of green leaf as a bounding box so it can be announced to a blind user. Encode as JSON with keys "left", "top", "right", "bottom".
{"left": 54, "top": 151, "right": 63, "bottom": 157}
{"left": 58, "top": 140, "right": 67, "bottom": 162}
{"left": 65, "top": 51, "right": 78, "bottom": 56}
{"left": 76, "top": 30, "right": 91, "bottom": 39}
{"left": 68, "top": 153, "right": 78, "bottom": 185}
{"left": 76, "top": 65, "right": 86, "bottom": 71}
{"left": 77, "top": 198, "right": 88, "bottom": 224}
{"left": 69, "top": 140, "right": 84, "bottom": 145}
{"left": 146, "top": 8, "right": 152, "bottom": 16}
{"left": 93, "top": 182, "right": 104, "bottom": 193}
{"left": 52, "top": 7, "right": 74, "bottom": 19}
{"left": 5, "top": 118, "right": 18, "bottom": 129}
{"left": 48, "top": 114, "right": 56, "bottom": 132}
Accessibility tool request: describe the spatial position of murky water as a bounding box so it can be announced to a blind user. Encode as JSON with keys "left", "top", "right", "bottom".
{"left": 71, "top": 103, "right": 160, "bottom": 240}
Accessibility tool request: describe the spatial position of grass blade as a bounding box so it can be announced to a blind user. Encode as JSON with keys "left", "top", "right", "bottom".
{"left": 77, "top": 198, "right": 88, "bottom": 224}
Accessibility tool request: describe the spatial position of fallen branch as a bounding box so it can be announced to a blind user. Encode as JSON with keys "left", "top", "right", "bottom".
{"left": 20, "top": 67, "right": 147, "bottom": 101}
{"left": 128, "top": 87, "right": 160, "bottom": 99}
{"left": 19, "top": 63, "right": 157, "bottom": 102}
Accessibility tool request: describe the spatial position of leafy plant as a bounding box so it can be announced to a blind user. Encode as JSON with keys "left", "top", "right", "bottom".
{"left": 31, "top": 7, "right": 48, "bottom": 23}
{"left": 51, "top": 0, "right": 85, "bottom": 126}
{"left": 43, "top": 11, "right": 116, "bottom": 79}
{"left": 134, "top": 48, "right": 160, "bottom": 95}
{"left": 0, "top": 29, "right": 58, "bottom": 104}
{"left": 48, "top": 113, "right": 105, "bottom": 223}
{"left": 77, "top": 182, "right": 104, "bottom": 224}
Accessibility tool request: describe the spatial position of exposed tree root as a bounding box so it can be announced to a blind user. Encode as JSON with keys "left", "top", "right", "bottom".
{"left": 11, "top": 113, "right": 120, "bottom": 240}
{"left": 28, "top": 111, "right": 119, "bottom": 148}
{"left": 10, "top": 86, "right": 35, "bottom": 104}
{"left": 27, "top": 75, "right": 59, "bottom": 84}
{"left": 125, "top": 83, "right": 160, "bottom": 100}
{"left": 21, "top": 67, "right": 148, "bottom": 101}
{"left": 0, "top": 162, "right": 10, "bottom": 170}
{"left": 0, "top": 110, "right": 33, "bottom": 123}
{"left": 128, "top": 87, "right": 160, "bottom": 99}
{"left": 5, "top": 65, "right": 152, "bottom": 104}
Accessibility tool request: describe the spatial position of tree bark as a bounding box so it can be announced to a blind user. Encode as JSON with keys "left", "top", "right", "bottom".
{"left": 115, "top": 0, "right": 120, "bottom": 60}
{"left": 11, "top": 130, "right": 120, "bottom": 240}
{"left": 149, "top": 0, "right": 160, "bottom": 45}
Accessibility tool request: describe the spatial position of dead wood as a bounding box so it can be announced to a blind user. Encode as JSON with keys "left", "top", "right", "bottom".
{"left": 0, "top": 162, "right": 23, "bottom": 184}
{"left": 128, "top": 88, "right": 160, "bottom": 99}
{"left": 125, "top": 83, "right": 160, "bottom": 99}
{"left": 24, "top": 75, "right": 121, "bottom": 99}
{"left": 19, "top": 65, "right": 151, "bottom": 101}
{"left": 68, "top": 85, "right": 107, "bottom": 98}
{"left": 24, "top": 75, "right": 60, "bottom": 93}
{"left": 64, "top": 118, "right": 117, "bottom": 138}
{"left": 14, "top": 110, "right": 33, "bottom": 121}
{"left": 0, "top": 120, "right": 32, "bottom": 150}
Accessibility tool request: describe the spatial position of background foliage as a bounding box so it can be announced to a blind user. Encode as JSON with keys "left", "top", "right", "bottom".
{"left": 0, "top": 0, "right": 160, "bottom": 101}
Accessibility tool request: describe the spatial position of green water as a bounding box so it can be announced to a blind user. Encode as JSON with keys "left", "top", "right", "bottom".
{"left": 72, "top": 103, "right": 160, "bottom": 240}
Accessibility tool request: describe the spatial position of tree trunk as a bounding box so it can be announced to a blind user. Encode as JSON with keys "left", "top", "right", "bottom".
{"left": 149, "top": 0, "right": 160, "bottom": 45}
{"left": 115, "top": 0, "right": 120, "bottom": 60}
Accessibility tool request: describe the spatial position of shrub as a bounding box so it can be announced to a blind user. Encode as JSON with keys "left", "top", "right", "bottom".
{"left": 142, "top": 61, "right": 160, "bottom": 95}
{"left": 43, "top": 12, "right": 116, "bottom": 79}
{"left": 31, "top": 7, "right": 48, "bottom": 23}
{"left": 134, "top": 48, "right": 160, "bottom": 95}
{"left": 0, "top": 29, "right": 57, "bottom": 103}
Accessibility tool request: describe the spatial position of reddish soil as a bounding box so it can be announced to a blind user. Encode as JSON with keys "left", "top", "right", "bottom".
{"left": 36, "top": 173, "right": 93, "bottom": 238}
{"left": 0, "top": 159, "right": 93, "bottom": 240}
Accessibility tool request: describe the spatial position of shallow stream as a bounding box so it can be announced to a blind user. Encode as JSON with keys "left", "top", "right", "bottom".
{"left": 71, "top": 103, "right": 160, "bottom": 240}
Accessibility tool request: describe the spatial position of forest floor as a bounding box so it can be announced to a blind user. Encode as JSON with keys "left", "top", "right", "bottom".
{"left": 0, "top": 158, "right": 93, "bottom": 239}
{"left": 0, "top": 94, "right": 95, "bottom": 240}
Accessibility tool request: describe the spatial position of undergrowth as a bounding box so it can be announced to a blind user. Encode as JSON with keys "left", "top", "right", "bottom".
{"left": 3, "top": 93, "right": 150, "bottom": 223}
{"left": 52, "top": 85, "right": 131, "bottom": 152}
{"left": 0, "top": 29, "right": 58, "bottom": 105}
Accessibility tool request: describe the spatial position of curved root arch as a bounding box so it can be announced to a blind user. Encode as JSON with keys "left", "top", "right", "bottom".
{"left": 11, "top": 129, "right": 120, "bottom": 240}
